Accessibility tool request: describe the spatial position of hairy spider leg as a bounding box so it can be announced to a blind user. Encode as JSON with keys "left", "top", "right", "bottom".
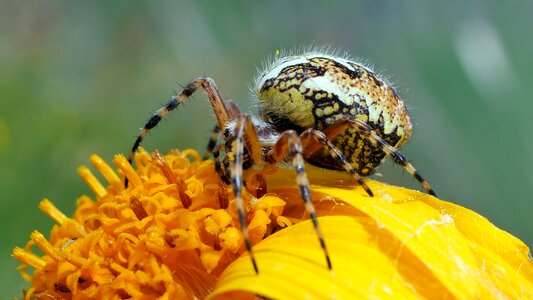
{"left": 225, "top": 99, "right": 242, "bottom": 117}
{"left": 204, "top": 100, "right": 241, "bottom": 159}
{"left": 266, "top": 130, "right": 332, "bottom": 270}
{"left": 204, "top": 125, "right": 221, "bottom": 159}
{"left": 211, "top": 144, "right": 230, "bottom": 209}
{"left": 212, "top": 144, "right": 227, "bottom": 180}
{"left": 332, "top": 118, "right": 436, "bottom": 196}
{"left": 230, "top": 114, "right": 262, "bottom": 274}
{"left": 300, "top": 128, "right": 374, "bottom": 197}
{"left": 127, "top": 77, "right": 231, "bottom": 186}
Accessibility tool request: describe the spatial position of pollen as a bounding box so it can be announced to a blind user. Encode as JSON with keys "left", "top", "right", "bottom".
{"left": 12, "top": 148, "right": 287, "bottom": 299}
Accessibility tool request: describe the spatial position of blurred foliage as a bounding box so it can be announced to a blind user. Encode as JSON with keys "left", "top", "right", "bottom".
{"left": 1, "top": 0, "right": 531, "bottom": 296}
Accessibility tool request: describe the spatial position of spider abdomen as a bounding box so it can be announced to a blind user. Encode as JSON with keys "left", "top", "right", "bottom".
{"left": 255, "top": 54, "right": 413, "bottom": 174}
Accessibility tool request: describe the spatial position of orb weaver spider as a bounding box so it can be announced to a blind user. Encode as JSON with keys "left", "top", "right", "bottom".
{"left": 126, "top": 50, "right": 436, "bottom": 274}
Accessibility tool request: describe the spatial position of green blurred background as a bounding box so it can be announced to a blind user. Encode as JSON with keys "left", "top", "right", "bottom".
{"left": 1, "top": 0, "right": 531, "bottom": 295}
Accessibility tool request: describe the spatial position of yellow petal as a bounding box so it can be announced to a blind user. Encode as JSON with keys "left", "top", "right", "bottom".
{"left": 210, "top": 181, "right": 533, "bottom": 299}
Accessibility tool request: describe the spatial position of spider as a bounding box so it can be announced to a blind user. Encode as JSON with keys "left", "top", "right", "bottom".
{"left": 126, "top": 50, "right": 436, "bottom": 274}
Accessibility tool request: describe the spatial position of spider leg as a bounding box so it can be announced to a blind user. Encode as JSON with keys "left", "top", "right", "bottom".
{"left": 225, "top": 99, "right": 242, "bottom": 117}
{"left": 213, "top": 144, "right": 230, "bottom": 183}
{"left": 211, "top": 144, "right": 231, "bottom": 208}
{"left": 203, "top": 100, "right": 241, "bottom": 159}
{"left": 229, "top": 114, "right": 263, "bottom": 274}
{"left": 204, "top": 125, "right": 221, "bottom": 159}
{"left": 300, "top": 128, "right": 374, "bottom": 197}
{"left": 267, "top": 130, "right": 332, "bottom": 270}
{"left": 330, "top": 118, "right": 436, "bottom": 196}
{"left": 127, "top": 77, "right": 232, "bottom": 186}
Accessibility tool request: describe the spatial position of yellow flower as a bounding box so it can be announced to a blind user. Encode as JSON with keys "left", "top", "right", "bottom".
{"left": 12, "top": 148, "right": 533, "bottom": 299}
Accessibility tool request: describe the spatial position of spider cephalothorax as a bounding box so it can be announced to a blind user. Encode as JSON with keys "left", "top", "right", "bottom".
{"left": 127, "top": 49, "right": 435, "bottom": 274}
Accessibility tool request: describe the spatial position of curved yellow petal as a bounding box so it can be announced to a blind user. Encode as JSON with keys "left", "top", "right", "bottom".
{"left": 210, "top": 181, "right": 533, "bottom": 299}
{"left": 210, "top": 216, "right": 426, "bottom": 299}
